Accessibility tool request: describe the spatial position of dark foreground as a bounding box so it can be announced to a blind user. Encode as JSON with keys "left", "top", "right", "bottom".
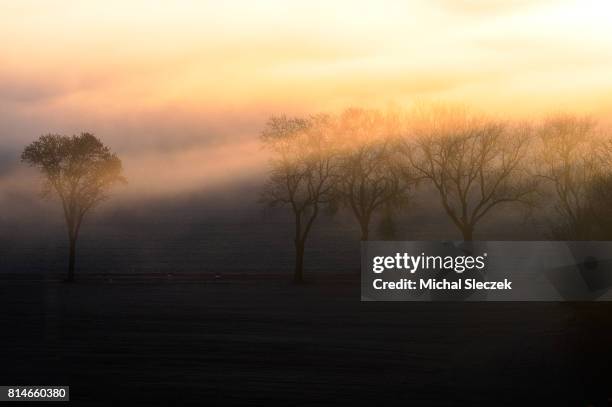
{"left": 1, "top": 276, "right": 611, "bottom": 406}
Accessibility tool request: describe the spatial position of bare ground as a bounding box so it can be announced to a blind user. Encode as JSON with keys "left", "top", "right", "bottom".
{"left": 1, "top": 276, "right": 611, "bottom": 406}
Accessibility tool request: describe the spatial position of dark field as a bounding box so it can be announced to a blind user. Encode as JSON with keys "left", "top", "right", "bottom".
{"left": 1, "top": 277, "right": 612, "bottom": 406}
{"left": 1, "top": 190, "right": 609, "bottom": 405}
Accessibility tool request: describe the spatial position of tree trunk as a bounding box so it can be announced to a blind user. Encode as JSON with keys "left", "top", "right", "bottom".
{"left": 360, "top": 223, "right": 369, "bottom": 241}
{"left": 67, "top": 237, "right": 76, "bottom": 282}
{"left": 294, "top": 239, "right": 305, "bottom": 284}
{"left": 359, "top": 215, "right": 370, "bottom": 241}
{"left": 461, "top": 226, "right": 474, "bottom": 241}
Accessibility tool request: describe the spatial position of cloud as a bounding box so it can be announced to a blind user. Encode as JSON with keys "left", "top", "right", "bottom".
{"left": 119, "top": 138, "right": 266, "bottom": 201}
{"left": 0, "top": 74, "right": 64, "bottom": 103}
{"left": 432, "top": 0, "right": 553, "bottom": 15}
{"left": 0, "top": 68, "right": 119, "bottom": 105}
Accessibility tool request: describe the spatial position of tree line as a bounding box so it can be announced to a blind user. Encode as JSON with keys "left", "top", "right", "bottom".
{"left": 260, "top": 106, "right": 612, "bottom": 283}
{"left": 20, "top": 106, "right": 612, "bottom": 283}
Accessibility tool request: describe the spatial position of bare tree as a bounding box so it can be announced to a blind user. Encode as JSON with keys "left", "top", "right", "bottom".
{"left": 260, "top": 115, "right": 336, "bottom": 283}
{"left": 406, "top": 108, "right": 536, "bottom": 240}
{"left": 585, "top": 171, "right": 612, "bottom": 239}
{"left": 536, "top": 115, "right": 612, "bottom": 239}
{"left": 22, "top": 133, "right": 126, "bottom": 281}
{"left": 334, "top": 108, "right": 412, "bottom": 240}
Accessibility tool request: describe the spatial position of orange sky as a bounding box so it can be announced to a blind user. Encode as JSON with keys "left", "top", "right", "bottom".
{"left": 2, "top": 0, "right": 612, "bottom": 121}
{"left": 2, "top": 0, "right": 612, "bottom": 200}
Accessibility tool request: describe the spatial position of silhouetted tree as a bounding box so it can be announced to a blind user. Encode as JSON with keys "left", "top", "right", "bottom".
{"left": 334, "top": 108, "right": 412, "bottom": 240}
{"left": 377, "top": 205, "right": 398, "bottom": 240}
{"left": 536, "top": 115, "right": 612, "bottom": 239}
{"left": 22, "top": 133, "right": 126, "bottom": 281}
{"left": 260, "top": 115, "right": 336, "bottom": 283}
{"left": 584, "top": 173, "right": 612, "bottom": 238}
{"left": 406, "top": 108, "right": 536, "bottom": 240}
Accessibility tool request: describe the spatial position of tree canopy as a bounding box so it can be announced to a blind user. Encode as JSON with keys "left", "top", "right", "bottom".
{"left": 22, "top": 132, "right": 126, "bottom": 280}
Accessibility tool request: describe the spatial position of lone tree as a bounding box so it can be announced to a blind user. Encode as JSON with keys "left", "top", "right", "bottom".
{"left": 334, "top": 108, "right": 411, "bottom": 240}
{"left": 260, "top": 115, "right": 336, "bottom": 283}
{"left": 406, "top": 108, "right": 537, "bottom": 240}
{"left": 22, "top": 133, "right": 125, "bottom": 281}
{"left": 536, "top": 115, "right": 612, "bottom": 239}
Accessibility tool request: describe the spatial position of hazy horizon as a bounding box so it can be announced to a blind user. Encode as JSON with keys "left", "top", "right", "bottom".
{"left": 3, "top": 0, "right": 612, "bottom": 212}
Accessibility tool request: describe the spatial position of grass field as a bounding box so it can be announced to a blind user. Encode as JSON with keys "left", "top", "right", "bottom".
{"left": 1, "top": 276, "right": 611, "bottom": 406}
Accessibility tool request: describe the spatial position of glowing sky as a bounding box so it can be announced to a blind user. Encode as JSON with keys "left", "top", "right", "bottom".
{"left": 2, "top": 0, "right": 612, "bottom": 122}
{"left": 2, "top": 0, "right": 612, "bottom": 201}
